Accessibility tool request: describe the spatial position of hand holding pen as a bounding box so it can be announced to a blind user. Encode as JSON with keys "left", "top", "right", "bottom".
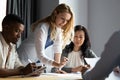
{"left": 20, "top": 63, "right": 36, "bottom": 75}
{"left": 61, "top": 57, "right": 69, "bottom": 65}
{"left": 20, "top": 59, "right": 43, "bottom": 77}
{"left": 52, "top": 57, "right": 68, "bottom": 68}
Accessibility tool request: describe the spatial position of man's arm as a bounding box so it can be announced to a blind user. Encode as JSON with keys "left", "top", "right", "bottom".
{"left": 0, "top": 66, "right": 23, "bottom": 77}
{"left": 0, "top": 63, "right": 42, "bottom": 77}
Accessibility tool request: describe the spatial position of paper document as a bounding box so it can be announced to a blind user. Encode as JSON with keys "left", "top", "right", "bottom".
{"left": 85, "top": 57, "right": 100, "bottom": 68}
{"left": 42, "top": 73, "right": 82, "bottom": 79}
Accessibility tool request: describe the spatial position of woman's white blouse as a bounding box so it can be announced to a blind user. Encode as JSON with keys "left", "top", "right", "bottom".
{"left": 34, "top": 23, "right": 63, "bottom": 66}
{"left": 65, "top": 51, "right": 85, "bottom": 67}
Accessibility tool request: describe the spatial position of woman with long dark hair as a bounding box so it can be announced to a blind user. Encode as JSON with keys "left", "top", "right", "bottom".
{"left": 61, "top": 25, "right": 97, "bottom": 73}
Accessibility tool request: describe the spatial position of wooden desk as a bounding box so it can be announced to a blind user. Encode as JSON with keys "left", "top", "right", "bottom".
{"left": 0, "top": 73, "right": 82, "bottom": 80}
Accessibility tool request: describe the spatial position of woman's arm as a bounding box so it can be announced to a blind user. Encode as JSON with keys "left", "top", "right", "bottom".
{"left": 53, "top": 27, "right": 63, "bottom": 63}
{"left": 0, "top": 67, "right": 23, "bottom": 77}
{"left": 52, "top": 27, "right": 66, "bottom": 67}
{"left": 54, "top": 53, "right": 61, "bottom": 63}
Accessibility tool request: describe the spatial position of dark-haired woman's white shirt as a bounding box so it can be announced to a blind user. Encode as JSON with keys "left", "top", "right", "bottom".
{"left": 65, "top": 51, "right": 85, "bottom": 67}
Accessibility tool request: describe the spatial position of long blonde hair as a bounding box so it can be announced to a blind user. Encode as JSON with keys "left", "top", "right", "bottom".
{"left": 31, "top": 3, "right": 74, "bottom": 48}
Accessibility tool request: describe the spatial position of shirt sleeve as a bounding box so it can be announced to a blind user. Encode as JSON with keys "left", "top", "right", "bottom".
{"left": 83, "top": 31, "right": 120, "bottom": 80}
{"left": 53, "top": 27, "right": 63, "bottom": 54}
{"left": 35, "top": 23, "right": 53, "bottom": 66}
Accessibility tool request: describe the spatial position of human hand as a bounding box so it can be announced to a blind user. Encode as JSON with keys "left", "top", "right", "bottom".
{"left": 59, "top": 57, "right": 69, "bottom": 67}
{"left": 72, "top": 65, "right": 90, "bottom": 74}
{"left": 114, "top": 66, "right": 120, "bottom": 74}
{"left": 81, "top": 65, "right": 91, "bottom": 75}
{"left": 72, "top": 66, "right": 84, "bottom": 72}
{"left": 52, "top": 57, "right": 68, "bottom": 68}
{"left": 21, "top": 63, "right": 43, "bottom": 76}
{"left": 22, "top": 66, "right": 46, "bottom": 77}
{"left": 21, "top": 63, "right": 36, "bottom": 75}
{"left": 81, "top": 66, "right": 90, "bottom": 74}
{"left": 84, "top": 64, "right": 91, "bottom": 70}
{"left": 56, "top": 70, "right": 67, "bottom": 74}
{"left": 28, "top": 66, "right": 43, "bottom": 77}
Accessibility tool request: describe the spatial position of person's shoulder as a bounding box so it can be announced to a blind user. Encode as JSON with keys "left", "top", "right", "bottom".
{"left": 63, "top": 42, "right": 73, "bottom": 52}
{"left": 106, "top": 30, "right": 120, "bottom": 45}
{"left": 64, "top": 44, "right": 70, "bottom": 49}
{"left": 38, "top": 22, "right": 49, "bottom": 28}
{"left": 40, "top": 22, "right": 49, "bottom": 26}
{"left": 36, "top": 22, "right": 49, "bottom": 31}
{"left": 115, "top": 30, "right": 120, "bottom": 34}
{"left": 113, "top": 30, "right": 120, "bottom": 38}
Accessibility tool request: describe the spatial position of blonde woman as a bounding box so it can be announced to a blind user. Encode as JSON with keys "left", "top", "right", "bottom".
{"left": 17, "top": 3, "right": 74, "bottom": 71}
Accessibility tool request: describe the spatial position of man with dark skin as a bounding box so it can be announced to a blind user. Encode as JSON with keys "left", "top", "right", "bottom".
{"left": 0, "top": 14, "right": 41, "bottom": 77}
